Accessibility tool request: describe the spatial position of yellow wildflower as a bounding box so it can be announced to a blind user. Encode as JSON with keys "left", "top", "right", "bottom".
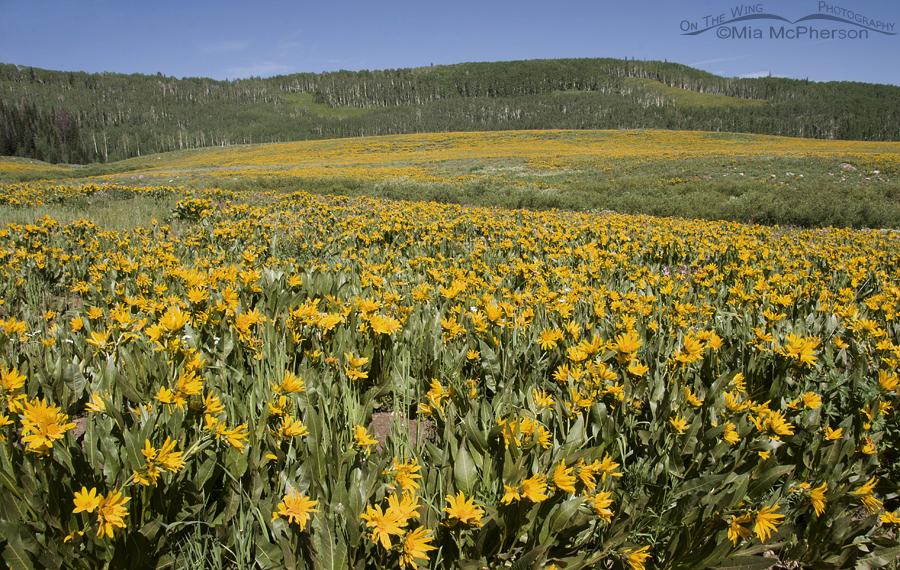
{"left": 280, "top": 370, "right": 306, "bottom": 393}
{"left": 96, "top": 490, "right": 130, "bottom": 539}
{"left": 753, "top": 504, "right": 784, "bottom": 542}
{"left": 551, "top": 460, "right": 576, "bottom": 493}
{"left": 20, "top": 398, "right": 77, "bottom": 455}
{"left": 353, "top": 425, "right": 379, "bottom": 455}
{"left": 521, "top": 473, "right": 549, "bottom": 502}
{"left": 361, "top": 503, "right": 404, "bottom": 550}
{"left": 624, "top": 546, "right": 651, "bottom": 570}
{"left": 684, "top": 387, "right": 704, "bottom": 407}
{"left": 443, "top": 491, "right": 484, "bottom": 527}
{"left": 84, "top": 392, "right": 107, "bottom": 414}
{"left": 824, "top": 426, "right": 843, "bottom": 440}
{"left": 801, "top": 392, "right": 821, "bottom": 409}
{"left": 722, "top": 422, "right": 740, "bottom": 445}
{"left": 809, "top": 481, "right": 827, "bottom": 516}
{"left": 501, "top": 484, "right": 521, "bottom": 505}
{"left": 598, "top": 453, "right": 623, "bottom": 483}
{"left": 272, "top": 490, "right": 319, "bottom": 531}
{"left": 400, "top": 526, "right": 436, "bottom": 568}
{"left": 386, "top": 457, "right": 423, "bottom": 494}
{"left": 669, "top": 414, "right": 689, "bottom": 434}
{"left": 728, "top": 514, "right": 752, "bottom": 546}
{"left": 73, "top": 486, "right": 102, "bottom": 514}
{"left": 0, "top": 365, "right": 26, "bottom": 393}
{"left": 591, "top": 490, "right": 614, "bottom": 523}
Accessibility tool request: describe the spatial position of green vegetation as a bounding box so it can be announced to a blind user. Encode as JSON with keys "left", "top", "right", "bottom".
{"left": 2, "top": 58, "right": 899, "bottom": 165}
{"left": 0, "top": 192, "right": 181, "bottom": 232}
{"left": 4, "top": 150, "right": 898, "bottom": 229}
{"left": 282, "top": 92, "right": 374, "bottom": 120}
{"left": 621, "top": 77, "right": 768, "bottom": 107}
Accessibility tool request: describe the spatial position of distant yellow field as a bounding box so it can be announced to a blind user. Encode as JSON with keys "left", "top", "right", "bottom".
{"left": 140, "top": 130, "right": 900, "bottom": 178}
{"left": 4, "top": 130, "right": 897, "bottom": 184}
{"left": 0, "top": 158, "right": 70, "bottom": 173}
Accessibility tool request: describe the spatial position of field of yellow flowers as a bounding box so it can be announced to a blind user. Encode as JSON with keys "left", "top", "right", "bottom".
{"left": 0, "top": 131, "right": 899, "bottom": 570}
{"left": 5, "top": 129, "right": 899, "bottom": 228}
{"left": 2, "top": 129, "right": 899, "bottom": 188}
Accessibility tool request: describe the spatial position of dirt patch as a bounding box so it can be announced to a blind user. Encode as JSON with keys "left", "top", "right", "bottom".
{"left": 73, "top": 416, "right": 88, "bottom": 442}
{"left": 370, "top": 411, "right": 434, "bottom": 451}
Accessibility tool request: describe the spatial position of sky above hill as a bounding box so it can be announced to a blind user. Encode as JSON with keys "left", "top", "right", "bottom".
{"left": 3, "top": 0, "right": 898, "bottom": 85}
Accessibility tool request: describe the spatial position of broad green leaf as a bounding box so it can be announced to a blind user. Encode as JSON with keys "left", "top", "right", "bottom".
{"left": 564, "top": 414, "right": 585, "bottom": 454}
{"left": 455, "top": 439, "right": 479, "bottom": 496}
{"left": 122, "top": 426, "right": 144, "bottom": 472}
{"left": 63, "top": 359, "right": 86, "bottom": 400}
{"left": 85, "top": 414, "right": 101, "bottom": 476}
{"left": 748, "top": 465, "right": 794, "bottom": 499}
{"left": 694, "top": 535, "right": 739, "bottom": 569}
{"left": 195, "top": 455, "right": 218, "bottom": 489}
{"left": 673, "top": 474, "right": 726, "bottom": 498}
{"left": 855, "top": 546, "right": 900, "bottom": 570}
{"left": 312, "top": 515, "right": 348, "bottom": 570}
{"left": 478, "top": 339, "right": 501, "bottom": 391}
{"left": 509, "top": 546, "right": 548, "bottom": 570}
{"left": 0, "top": 531, "right": 37, "bottom": 570}
{"left": 547, "top": 496, "right": 584, "bottom": 534}
{"left": 464, "top": 410, "right": 489, "bottom": 452}
{"left": 110, "top": 356, "right": 144, "bottom": 404}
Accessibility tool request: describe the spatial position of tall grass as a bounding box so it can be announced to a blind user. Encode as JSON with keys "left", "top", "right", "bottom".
{"left": 0, "top": 195, "right": 181, "bottom": 232}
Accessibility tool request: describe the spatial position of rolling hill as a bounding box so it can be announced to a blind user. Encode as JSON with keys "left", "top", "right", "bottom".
{"left": 1, "top": 58, "right": 898, "bottom": 164}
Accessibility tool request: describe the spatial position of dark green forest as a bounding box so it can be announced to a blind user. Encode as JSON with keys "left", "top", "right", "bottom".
{"left": 2, "top": 58, "right": 898, "bottom": 164}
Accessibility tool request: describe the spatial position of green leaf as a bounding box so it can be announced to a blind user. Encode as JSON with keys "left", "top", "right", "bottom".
{"left": 713, "top": 555, "right": 777, "bottom": 570}
{"left": 138, "top": 516, "right": 164, "bottom": 544}
{"left": 122, "top": 426, "right": 145, "bottom": 472}
{"left": 721, "top": 474, "right": 750, "bottom": 511}
{"left": 547, "top": 496, "right": 584, "bottom": 534}
{"left": 312, "top": 516, "right": 348, "bottom": 570}
{"left": 0, "top": 531, "right": 37, "bottom": 570}
{"left": 478, "top": 339, "right": 501, "bottom": 391}
{"left": 564, "top": 414, "right": 585, "bottom": 454}
{"left": 455, "top": 439, "right": 478, "bottom": 496}
{"left": 855, "top": 546, "right": 900, "bottom": 570}
{"left": 225, "top": 445, "right": 249, "bottom": 479}
{"left": 63, "top": 359, "right": 86, "bottom": 400}
{"left": 110, "top": 356, "right": 144, "bottom": 404}
{"left": 195, "top": 455, "right": 218, "bottom": 489}
{"left": 464, "top": 410, "right": 489, "bottom": 452}
{"left": 748, "top": 465, "right": 794, "bottom": 499}
{"left": 85, "top": 415, "right": 101, "bottom": 476}
{"left": 0, "top": 451, "right": 36, "bottom": 520}
{"left": 673, "top": 474, "right": 726, "bottom": 498}
{"left": 509, "top": 546, "right": 547, "bottom": 570}
{"left": 694, "top": 536, "right": 740, "bottom": 569}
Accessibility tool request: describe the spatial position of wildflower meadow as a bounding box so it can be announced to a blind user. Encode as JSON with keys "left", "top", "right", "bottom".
{"left": 0, "top": 130, "right": 898, "bottom": 569}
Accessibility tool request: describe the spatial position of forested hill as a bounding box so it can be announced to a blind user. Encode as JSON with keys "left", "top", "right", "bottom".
{"left": 2, "top": 58, "right": 898, "bottom": 164}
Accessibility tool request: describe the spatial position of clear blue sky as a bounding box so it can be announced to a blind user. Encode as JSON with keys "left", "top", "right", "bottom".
{"left": 2, "top": 0, "right": 898, "bottom": 85}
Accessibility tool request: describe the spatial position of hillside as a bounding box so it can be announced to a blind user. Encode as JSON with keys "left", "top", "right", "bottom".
{"left": 1, "top": 58, "right": 898, "bottom": 164}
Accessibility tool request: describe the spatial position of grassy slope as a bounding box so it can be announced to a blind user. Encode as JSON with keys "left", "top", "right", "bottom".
{"left": 281, "top": 92, "right": 375, "bottom": 119}
{"left": 621, "top": 77, "right": 769, "bottom": 107}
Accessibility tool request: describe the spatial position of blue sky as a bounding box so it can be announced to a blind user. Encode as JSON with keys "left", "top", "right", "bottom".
{"left": 2, "top": 0, "right": 898, "bottom": 85}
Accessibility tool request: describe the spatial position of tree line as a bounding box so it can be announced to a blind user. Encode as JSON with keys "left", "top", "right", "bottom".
{"left": 1, "top": 58, "right": 897, "bottom": 164}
